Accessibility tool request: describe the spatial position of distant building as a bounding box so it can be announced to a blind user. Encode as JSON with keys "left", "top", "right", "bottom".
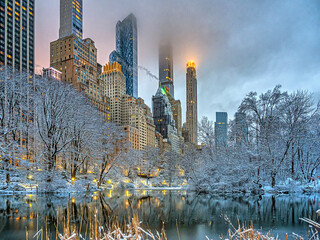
{"left": 101, "top": 62, "right": 126, "bottom": 125}
{"left": 186, "top": 61, "right": 198, "bottom": 145}
{"left": 123, "top": 125, "right": 139, "bottom": 150}
{"left": 215, "top": 112, "right": 228, "bottom": 148}
{"left": 121, "top": 95, "right": 155, "bottom": 151}
{"left": 152, "top": 86, "right": 180, "bottom": 154}
{"left": 182, "top": 123, "right": 190, "bottom": 143}
{"left": 235, "top": 112, "right": 248, "bottom": 145}
{"left": 109, "top": 14, "right": 138, "bottom": 98}
{"left": 159, "top": 42, "right": 174, "bottom": 97}
{"left": 0, "top": 0, "right": 35, "bottom": 73}
{"left": 167, "top": 94, "right": 182, "bottom": 136}
{"left": 50, "top": 35, "right": 110, "bottom": 121}
{"left": 59, "top": 0, "right": 82, "bottom": 40}
{"left": 42, "top": 67, "right": 62, "bottom": 81}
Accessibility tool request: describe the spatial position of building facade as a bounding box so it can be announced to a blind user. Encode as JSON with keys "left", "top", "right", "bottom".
{"left": 152, "top": 86, "right": 180, "bottom": 154}
{"left": 186, "top": 61, "right": 198, "bottom": 145}
{"left": 0, "top": 0, "right": 34, "bottom": 73}
{"left": 168, "top": 94, "right": 182, "bottom": 135}
{"left": 159, "top": 42, "right": 174, "bottom": 97}
{"left": 101, "top": 62, "right": 126, "bottom": 125}
{"left": 42, "top": 67, "right": 62, "bottom": 81}
{"left": 109, "top": 14, "right": 138, "bottom": 98}
{"left": 50, "top": 35, "right": 110, "bottom": 121}
{"left": 122, "top": 125, "right": 139, "bottom": 150}
{"left": 234, "top": 112, "right": 248, "bottom": 145}
{"left": 215, "top": 112, "right": 228, "bottom": 148}
{"left": 120, "top": 94, "right": 155, "bottom": 151}
{"left": 59, "top": 0, "right": 82, "bottom": 40}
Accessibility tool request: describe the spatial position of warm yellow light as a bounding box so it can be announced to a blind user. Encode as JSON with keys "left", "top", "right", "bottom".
{"left": 93, "top": 179, "right": 97, "bottom": 183}
{"left": 71, "top": 177, "right": 75, "bottom": 181}
{"left": 71, "top": 198, "right": 75, "bottom": 203}
{"left": 28, "top": 175, "right": 33, "bottom": 179}
{"left": 187, "top": 61, "right": 196, "bottom": 69}
{"left": 106, "top": 179, "right": 112, "bottom": 184}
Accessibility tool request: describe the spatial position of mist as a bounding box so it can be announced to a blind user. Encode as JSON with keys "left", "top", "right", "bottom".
{"left": 35, "top": 0, "right": 320, "bottom": 122}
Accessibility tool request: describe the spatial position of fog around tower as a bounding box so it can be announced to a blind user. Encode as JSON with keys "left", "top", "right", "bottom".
{"left": 35, "top": 0, "right": 320, "bottom": 122}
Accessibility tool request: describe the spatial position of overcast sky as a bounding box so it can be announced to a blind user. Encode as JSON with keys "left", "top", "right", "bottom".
{"left": 35, "top": 0, "right": 320, "bottom": 123}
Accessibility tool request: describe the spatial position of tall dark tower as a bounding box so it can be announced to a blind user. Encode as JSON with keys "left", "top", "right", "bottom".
{"left": 159, "top": 42, "right": 174, "bottom": 97}
{"left": 186, "top": 61, "right": 198, "bottom": 145}
{"left": 59, "top": 0, "right": 83, "bottom": 40}
{"left": 0, "top": 0, "right": 35, "bottom": 73}
{"left": 109, "top": 14, "right": 138, "bottom": 98}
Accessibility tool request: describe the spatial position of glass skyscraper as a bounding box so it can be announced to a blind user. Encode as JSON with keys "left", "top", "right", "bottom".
{"left": 59, "top": 0, "right": 82, "bottom": 40}
{"left": 109, "top": 13, "right": 138, "bottom": 98}
{"left": 215, "top": 112, "right": 228, "bottom": 148}
{"left": 159, "top": 42, "right": 174, "bottom": 98}
{"left": 0, "top": 0, "right": 35, "bottom": 73}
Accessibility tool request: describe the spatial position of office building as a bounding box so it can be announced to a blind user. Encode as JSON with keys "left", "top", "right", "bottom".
{"left": 109, "top": 14, "right": 138, "bottom": 98}
{"left": 0, "top": 0, "right": 34, "bottom": 73}
{"left": 152, "top": 86, "right": 180, "bottom": 154}
{"left": 101, "top": 62, "right": 126, "bottom": 125}
{"left": 122, "top": 125, "right": 139, "bottom": 150}
{"left": 215, "top": 112, "right": 228, "bottom": 148}
{"left": 42, "top": 67, "right": 62, "bottom": 81}
{"left": 50, "top": 35, "right": 110, "bottom": 121}
{"left": 59, "top": 0, "right": 82, "bottom": 40}
{"left": 168, "top": 94, "right": 182, "bottom": 135}
{"left": 121, "top": 95, "right": 155, "bottom": 151}
{"left": 159, "top": 42, "right": 174, "bottom": 97}
{"left": 234, "top": 112, "right": 248, "bottom": 145}
{"left": 186, "top": 61, "right": 198, "bottom": 145}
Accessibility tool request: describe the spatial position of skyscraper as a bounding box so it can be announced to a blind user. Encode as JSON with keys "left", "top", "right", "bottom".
{"left": 159, "top": 42, "right": 174, "bottom": 97}
{"left": 152, "top": 86, "right": 180, "bottom": 154}
{"left": 109, "top": 14, "right": 138, "bottom": 98}
{"left": 215, "top": 112, "right": 228, "bottom": 148}
{"left": 234, "top": 112, "right": 248, "bottom": 145}
{"left": 186, "top": 61, "right": 198, "bottom": 145}
{"left": 59, "top": 0, "right": 83, "bottom": 40}
{"left": 0, "top": 0, "right": 35, "bottom": 73}
{"left": 101, "top": 62, "right": 126, "bottom": 125}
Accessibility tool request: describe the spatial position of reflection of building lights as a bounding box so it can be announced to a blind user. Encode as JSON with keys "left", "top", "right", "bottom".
{"left": 125, "top": 190, "right": 132, "bottom": 197}
{"left": 93, "top": 196, "right": 97, "bottom": 200}
{"left": 162, "top": 190, "right": 167, "bottom": 195}
{"left": 142, "top": 190, "right": 146, "bottom": 196}
{"left": 28, "top": 175, "right": 33, "bottom": 179}
{"left": 93, "top": 179, "right": 97, "bottom": 183}
{"left": 106, "top": 179, "right": 112, "bottom": 184}
{"left": 71, "top": 198, "right": 75, "bottom": 203}
{"left": 71, "top": 177, "right": 75, "bottom": 182}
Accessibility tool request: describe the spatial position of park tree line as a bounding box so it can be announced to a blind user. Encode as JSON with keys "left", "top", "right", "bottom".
{"left": 181, "top": 85, "right": 320, "bottom": 192}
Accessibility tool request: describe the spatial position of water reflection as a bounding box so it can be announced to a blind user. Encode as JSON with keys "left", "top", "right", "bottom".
{"left": 0, "top": 191, "right": 319, "bottom": 240}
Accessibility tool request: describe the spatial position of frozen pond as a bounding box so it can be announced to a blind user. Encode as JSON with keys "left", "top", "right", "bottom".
{"left": 0, "top": 190, "right": 319, "bottom": 239}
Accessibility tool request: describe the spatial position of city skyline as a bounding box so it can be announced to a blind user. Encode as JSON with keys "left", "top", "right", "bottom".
{"left": 35, "top": 0, "right": 320, "bottom": 122}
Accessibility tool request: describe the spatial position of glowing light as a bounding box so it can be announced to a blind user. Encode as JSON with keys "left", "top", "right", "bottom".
{"left": 106, "top": 179, "right": 112, "bottom": 184}
{"left": 71, "top": 177, "right": 75, "bottom": 182}
{"left": 28, "top": 175, "right": 33, "bottom": 180}
{"left": 187, "top": 61, "right": 196, "bottom": 69}
{"left": 108, "top": 190, "right": 113, "bottom": 198}
{"left": 93, "top": 179, "right": 97, "bottom": 183}
{"left": 71, "top": 198, "right": 75, "bottom": 203}
{"left": 125, "top": 190, "right": 132, "bottom": 197}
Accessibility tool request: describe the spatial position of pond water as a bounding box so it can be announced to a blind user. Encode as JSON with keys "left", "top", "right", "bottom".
{"left": 0, "top": 190, "right": 319, "bottom": 240}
